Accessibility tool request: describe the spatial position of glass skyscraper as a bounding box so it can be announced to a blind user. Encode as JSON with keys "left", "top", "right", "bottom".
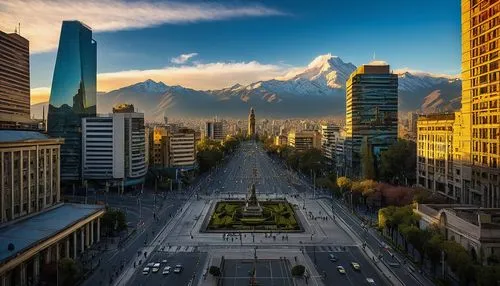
{"left": 47, "top": 21, "right": 97, "bottom": 182}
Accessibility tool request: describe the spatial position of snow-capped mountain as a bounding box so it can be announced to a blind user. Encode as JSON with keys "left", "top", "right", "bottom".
{"left": 31, "top": 54, "right": 462, "bottom": 120}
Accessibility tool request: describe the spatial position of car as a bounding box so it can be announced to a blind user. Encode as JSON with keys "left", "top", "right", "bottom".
{"left": 142, "top": 267, "right": 150, "bottom": 275}
{"left": 329, "top": 253, "right": 338, "bottom": 262}
{"left": 162, "top": 266, "right": 172, "bottom": 275}
{"left": 152, "top": 263, "right": 161, "bottom": 273}
{"left": 336, "top": 266, "right": 346, "bottom": 274}
{"left": 146, "top": 262, "right": 155, "bottom": 268}
{"left": 366, "top": 278, "right": 376, "bottom": 284}
{"left": 351, "top": 262, "right": 361, "bottom": 271}
{"left": 174, "top": 264, "right": 183, "bottom": 273}
{"left": 161, "top": 259, "right": 168, "bottom": 264}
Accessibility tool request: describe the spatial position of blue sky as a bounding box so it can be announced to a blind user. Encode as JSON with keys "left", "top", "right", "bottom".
{"left": 1, "top": 0, "right": 461, "bottom": 102}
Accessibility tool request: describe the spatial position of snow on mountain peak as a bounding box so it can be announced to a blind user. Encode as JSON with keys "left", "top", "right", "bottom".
{"left": 130, "top": 79, "right": 169, "bottom": 93}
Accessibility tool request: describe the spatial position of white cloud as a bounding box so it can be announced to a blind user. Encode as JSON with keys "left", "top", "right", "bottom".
{"left": 0, "top": 0, "right": 284, "bottom": 53}
{"left": 97, "top": 61, "right": 290, "bottom": 91}
{"left": 171, "top": 53, "right": 198, "bottom": 64}
{"left": 30, "top": 87, "right": 51, "bottom": 105}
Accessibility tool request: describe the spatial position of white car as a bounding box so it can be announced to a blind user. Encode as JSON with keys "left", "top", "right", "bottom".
{"left": 162, "top": 266, "right": 172, "bottom": 275}
{"left": 152, "top": 263, "right": 161, "bottom": 273}
{"left": 336, "top": 266, "right": 346, "bottom": 274}
{"left": 174, "top": 264, "right": 183, "bottom": 273}
{"left": 146, "top": 262, "right": 155, "bottom": 268}
{"left": 366, "top": 278, "right": 376, "bottom": 284}
{"left": 142, "top": 267, "right": 150, "bottom": 275}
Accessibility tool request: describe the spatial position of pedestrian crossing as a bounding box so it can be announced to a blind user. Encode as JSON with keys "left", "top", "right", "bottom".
{"left": 159, "top": 245, "right": 197, "bottom": 253}
{"left": 314, "top": 245, "right": 347, "bottom": 253}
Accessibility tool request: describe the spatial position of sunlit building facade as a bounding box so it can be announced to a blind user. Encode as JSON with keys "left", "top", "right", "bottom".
{"left": 288, "top": 130, "right": 321, "bottom": 152}
{"left": 47, "top": 21, "right": 96, "bottom": 183}
{"left": 248, "top": 107, "right": 256, "bottom": 137}
{"left": 345, "top": 62, "right": 398, "bottom": 178}
{"left": 460, "top": 0, "right": 500, "bottom": 206}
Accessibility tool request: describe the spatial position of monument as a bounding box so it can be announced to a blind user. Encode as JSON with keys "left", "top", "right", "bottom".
{"left": 243, "top": 184, "right": 263, "bottom": 217}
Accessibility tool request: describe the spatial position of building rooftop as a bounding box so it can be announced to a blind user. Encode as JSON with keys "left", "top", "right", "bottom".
{"left": 417, "top": 204, "right": 500, "bottom": 227}
{"left": 0, "top": 204, "right": 104, "bottom": 264}
{"left": 0, "top": 130, "right": 49, "bottom": 143}
{"left": 417, "top": 113, "right": 455, "bottom": 122}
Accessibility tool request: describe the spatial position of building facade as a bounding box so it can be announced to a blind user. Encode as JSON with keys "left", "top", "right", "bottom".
{"left": 417, "top": 114, "right": 457, "bottom": 201}
{"left": 274, "top": 135, "right": 288, "bottom": 146}
{"left": 248, "top": 108, "right": 256, "bottom": 137}
{"left": 162, "top": 128, "right": 196, "bottom": 169}
{"left": 0, "top": 131, "right": 63, "bottom": 223}
{"left": 288, "top": 130, "right": 321, "bottom": 152}
{"left": 320, "top": 124, "right": 340, "bottom": 162}
{"left": 47, "top": 21, "right": 97, "bottom": 183}
{"left": 82, "top": 112, "right": 147, "bottom": 188}
{"left": 345, "top": 62, "right": 398, "bottom": 178}
{"left": 205, "top": 121, "right": 224, "bottom": 141}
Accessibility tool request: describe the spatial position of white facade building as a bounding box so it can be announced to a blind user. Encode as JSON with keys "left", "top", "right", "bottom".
{"left": 82, "top": 112, "right": 147, "bottom": 187}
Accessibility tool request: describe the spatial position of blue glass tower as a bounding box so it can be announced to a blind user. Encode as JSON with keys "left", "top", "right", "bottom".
{"left": 47, "top": 21, "right": 96, "bottom": 182}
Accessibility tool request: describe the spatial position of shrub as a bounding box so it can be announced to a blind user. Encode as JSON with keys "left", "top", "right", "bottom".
{"left": 291, "top": 265, "right": 305, "bottom": 276}
{"left": 209, "top": 266, "right": 221, "bottom": 277}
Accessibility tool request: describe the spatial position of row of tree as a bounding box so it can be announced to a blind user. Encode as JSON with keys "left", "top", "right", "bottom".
{"left": 197, "top": 135, "right": 243, "bottom": 172}
{"left": 379, "top": 205, "right": 500, "bottom": 285}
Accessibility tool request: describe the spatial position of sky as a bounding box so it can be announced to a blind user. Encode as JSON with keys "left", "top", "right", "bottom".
{"left": 1, "top": 0, "right": 461, "bottom": 104}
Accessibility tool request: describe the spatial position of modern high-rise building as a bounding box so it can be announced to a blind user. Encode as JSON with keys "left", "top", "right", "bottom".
{"left": 47, "top": 21, "right": 96, "bottom": 184}
{"left": 248, "top": 107, "right": 256, "bottom": 137}
{"left": 459, "top": 0, "right": 500, "bottom": 206}
{"left": 205, "top": 121, "right": 224, "bottom": 141}
{"left": 345, "top": 62, "right": 398, "bottom": 178}
{"left": 0, "top": 29, "right": 39, "bottom": 130}
{"left": 82, "top": 111, "right": 147, "bottom": 189}
{"left": 162, "top": 128, "right": 197, "bottom": 169}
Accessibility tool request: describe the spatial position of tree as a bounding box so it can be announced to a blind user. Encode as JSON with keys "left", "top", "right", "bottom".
{"left": 360, "top": 137, "right": 376, "bottom": 180}
{"left": 379, "top": 139, "right": 417, "bottom": 185}
{"left": 101, "top": 208, "right": 127, "bottom": 236}
{"left": 209, "top": 266, "right": 221, "bottom": 277}
{"left": 291, "top": 265, "right": 305, "bottom": 276}
{"left": 59, "top": 258, "right": 81, "bottom": 286}
{"left": 358, "top": 179, "right": 377, "bottom": 207}
{"left": 336, "top": 177, "right": 352, "bottom": 199}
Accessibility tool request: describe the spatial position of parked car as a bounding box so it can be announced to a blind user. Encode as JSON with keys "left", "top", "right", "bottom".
{"left": 142, "top": 267, "right": 150, "bottom": 275}
{"left": 152, "top": 263, "right": 161, "bottom": 273}
{"left": 329, "top": 253, "right": 338, "bottom": 262}
{"left": 351, "top": 262, "right": 361, "bottom": 271}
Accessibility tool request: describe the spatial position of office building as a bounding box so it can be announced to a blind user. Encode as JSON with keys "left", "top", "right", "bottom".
{"left": 149, "top": 126, "right": 168, "bottom": 167}
{"left": 47, "top": 21, "right": 97, "bottom": 183}
{"left": 321, "top": 124, "right": 340, "bottom": 162}
{"left": 0, "top": 29, "right": 39, "bottom": 130}
{"left": 345, "top": 62, "right": 398, "bottom": 178}
{"left": 288, "top": 130, "right": 321, "bottom": 152}
{"left": 205, "top": 121, "right": 224, "bottom": 141}
{"left": 82, "top": 111, "right": 147, "bottom": 189}
{"left": 274, "top": 135, "right": 288, "bottom": 146}
{"left": 0, "top": 130, "right": 104, "bottom": 285}
{"left": 417, "top": 114, "right": 457, "bottom": 200}
{"left": 162, "top": 128, "right": 196, "bottom": 169}
{"left": 248, "top": 107, "right": 256, "bottom": 137}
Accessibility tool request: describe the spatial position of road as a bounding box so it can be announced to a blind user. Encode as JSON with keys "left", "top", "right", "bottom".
{"left": 112, "top": 141, "right": 433, "bottom": 286}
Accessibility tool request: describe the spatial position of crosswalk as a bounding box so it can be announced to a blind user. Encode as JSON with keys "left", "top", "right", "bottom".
{"left": 159, "top": 245, "right": 198, "bottom": 253}
{"left": 314, "top": 245, "right": 347, "bottom": 252}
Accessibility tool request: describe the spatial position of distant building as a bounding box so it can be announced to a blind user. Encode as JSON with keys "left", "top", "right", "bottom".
{"left": 162, "top": 128, "right": 196, "bottom": 169}
{"left": 0, "top": 130, "right": 104, "bottom": 285}
{"left": 345, "top": 62, "right": 398, "bottom": 178}
{"left": 274, "top": 134, "right": 288, "bottom": 146}
{"left": 47, "top": 21, "right": 97, "bottom": 184}
{"left": 335, "top": 136, "right": 347, "bottom": 177}
{"left": 321, "top": 124, "right": 340, "bottom": 162}
{"left": 205, "top": 121, "right": 224, "bottom": 141}
{"left": 248, "top": 107, "right": 256, "bottom": 137}
{"left": 149, "top": 126, "right": 168, "bottom": 167}
{"left": 82, "top": 111, "right": 147, "bottom": 189}
{"left": 112, "top": 103, "right": 134, "bottom": 113}
{"left": 0, "top": 29, "right": 39, "bottom": 130}
{"left": 288, "top": 130, "right": 321, "bottom": 152}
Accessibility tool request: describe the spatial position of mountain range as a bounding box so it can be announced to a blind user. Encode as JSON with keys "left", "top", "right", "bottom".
{"left": 31, "top": 54, "right": 462, "bottom": 120}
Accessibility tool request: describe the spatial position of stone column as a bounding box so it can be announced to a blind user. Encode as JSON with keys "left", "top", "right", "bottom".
{"left": 73, "top": 231, "right": 77, "bottom": 258}
{"left": 65, "top": 238, "right": 70, "bottom": 258}
{"left": 0, "top": 273, "right": 6, "bottom": 286}
{"left": 45, "top": 247, "right": 51, "bottom": 264}
{"left": 55, "top": 243, "right": 60, "bottom": 262}
{"left": 33, "top": 255, "right": 40, "bottom": 285}
{"left": 90, "top": 220, "right": 94, "bottom": 245}
{"left": 80, "top": 228, "right": 85, "bottom": 253}
{"left": 19, "top": 263, "right": 26, "bottom": 286}
{"left": 85, "top": 224, "right": 90, "bottom": 247}
{"left": 97, "top": 218, "right": 101, "bottom": 242}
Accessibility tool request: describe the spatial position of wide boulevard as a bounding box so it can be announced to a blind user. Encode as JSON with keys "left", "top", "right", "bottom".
{"left": 108, "top": 141, "right": 433, "bottom": 286}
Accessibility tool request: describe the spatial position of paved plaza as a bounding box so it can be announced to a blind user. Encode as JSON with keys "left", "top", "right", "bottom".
{"left": 109, "top": 141, "right": 432, "bottom": 286}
